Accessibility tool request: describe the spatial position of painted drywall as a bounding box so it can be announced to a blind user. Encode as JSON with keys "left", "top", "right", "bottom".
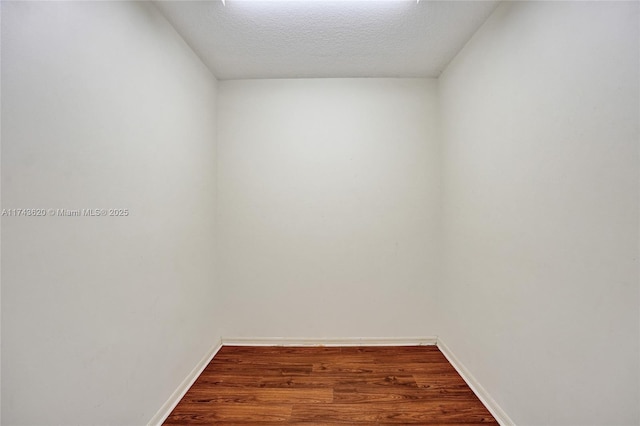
{"left": 217, "top": 79, "right": 440, "bottom": 338}
{"left": 439, "top": 1, "right": 639, "bottom": 424}
{"left": 0, "top": 4, "right": 4, "bottom": 422}
{"left": 1, "top": 2, "right": 220, "bottom": 424}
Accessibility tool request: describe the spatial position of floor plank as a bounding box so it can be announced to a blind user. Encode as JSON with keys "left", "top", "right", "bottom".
{"left": 180, "top": 387, "right": 333, "bottom": 404}
{"left": 163, "top": 345, "right": 498, "bottom": 424}
{"left": 163, "top": 403, "right": 293, "bottom": 423}
{"left": 290, "top": 402, "right": 496, "bottom": 423}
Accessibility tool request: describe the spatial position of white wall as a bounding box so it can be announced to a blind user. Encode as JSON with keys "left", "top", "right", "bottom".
{"left": 1, "top": 2, "right": 220, "bottom": 424}
{"left": 217, "top": 79, "right": 440, "bottom": 338}
{"left": 439, "top": 1, "right": 639, "bottom": 424}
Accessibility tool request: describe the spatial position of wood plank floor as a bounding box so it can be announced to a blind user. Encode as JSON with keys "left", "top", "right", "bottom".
{"left": 164, "top": 346, "right": 498, "bottom": 424}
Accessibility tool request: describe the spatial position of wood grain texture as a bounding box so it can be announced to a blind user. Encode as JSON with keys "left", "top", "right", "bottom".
{"left": 164, "top": 346, "right": 497, "bottom": 424}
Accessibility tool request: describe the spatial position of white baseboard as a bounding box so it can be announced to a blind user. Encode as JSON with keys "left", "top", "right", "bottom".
{"left": 437, "top": 338, "right": 515, "bottom": 426}
{"left": 147, "top": 339, "right": 223, "bottom": 426}
{"left": 221, "top": 336, "right": 438, "bottom": 346}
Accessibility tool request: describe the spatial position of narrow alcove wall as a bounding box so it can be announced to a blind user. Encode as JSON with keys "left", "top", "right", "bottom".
{"left": 2, "top": 2, "right": 222, "bottom": 424}
{"left": 216, "top": 78, "right": 441, "bottom": 339}
{"left": 438, "top": 2, "right": 639, "bottom": 424}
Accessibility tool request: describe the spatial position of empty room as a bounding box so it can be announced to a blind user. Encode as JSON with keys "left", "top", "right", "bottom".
{"left": 1, "top": 0, "right": 638, "bottom": 424}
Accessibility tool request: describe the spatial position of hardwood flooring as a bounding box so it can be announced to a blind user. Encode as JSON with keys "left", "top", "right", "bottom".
{"left": 164, "top": 345, "right": 498, "bottom": 424}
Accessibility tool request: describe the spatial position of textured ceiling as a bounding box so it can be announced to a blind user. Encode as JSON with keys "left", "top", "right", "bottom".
{"left": 155, "top": 0, "right": 500, "bottom": 80}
